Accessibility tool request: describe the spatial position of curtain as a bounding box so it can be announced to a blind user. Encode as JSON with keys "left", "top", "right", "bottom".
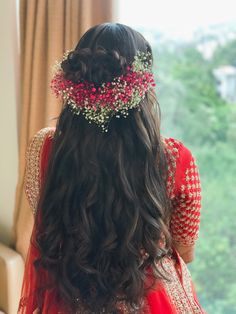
{"left": 14, "top": 0, "right": 113, "bottom": 260}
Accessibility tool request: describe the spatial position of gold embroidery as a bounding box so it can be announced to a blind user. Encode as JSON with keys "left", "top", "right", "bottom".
{"left": 163, "top": 138, "right": 201, "bottom": 246}
{"left": 163, "top": 138, "right": 180, "bottom": 200}
{"left": 162, "top": 256, "right": 202, "bottom": 313}
{"left": 179, "top": 258, "right": 203, "bottom": 313}
{"left": 25, "top": 127, "right": 55, "bottom": 215}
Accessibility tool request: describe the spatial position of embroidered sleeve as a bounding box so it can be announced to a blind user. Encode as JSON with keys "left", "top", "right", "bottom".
{"left": 24, "top": 127, "right": 55, "bottom": 214}
{"left": 170, "top": 143, "right": 202, "bottom": 246}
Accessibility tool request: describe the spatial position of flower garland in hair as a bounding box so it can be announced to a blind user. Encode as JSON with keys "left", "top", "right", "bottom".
{"left": 51, "top": 51, "right": 156, "bottom": 131}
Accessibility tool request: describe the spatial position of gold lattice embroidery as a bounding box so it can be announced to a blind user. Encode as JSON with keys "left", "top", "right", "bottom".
{"left": 163, "top": 137, "right": 180, "bottom": 199}
{"left": 25, "top": 127, "right": 55, "bottom": 214}
{"left": 163, "top": 138, "right": 201, "bottom": 246}
{"left": 171, "top": 155, "right": 201, "bottom": 246}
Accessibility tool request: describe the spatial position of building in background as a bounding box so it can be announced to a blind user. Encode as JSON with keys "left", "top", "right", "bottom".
{"left": 214, "top": 66, "right": 236, "bottom": 103}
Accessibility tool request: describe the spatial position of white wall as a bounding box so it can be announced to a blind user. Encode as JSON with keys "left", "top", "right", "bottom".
{"left": 0, "top": 0, "right": 19, "bottom": 245}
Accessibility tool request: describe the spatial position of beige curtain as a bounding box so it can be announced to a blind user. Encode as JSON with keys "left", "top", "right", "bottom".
{"left": 14, "top": 0, "right": 113, "bottom": 260}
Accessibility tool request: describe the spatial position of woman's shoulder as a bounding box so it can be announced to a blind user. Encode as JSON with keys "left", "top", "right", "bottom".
{"left": 25, "top": 127, "right": 55, "bottom": 214}
{"left": 29, "top": 127, "right": 55, "bottom": 144}
{"left": 162, "top": 137, "right": 199, "bottom": 199}
{"left": 162, "top": 136, "right": 194, "bottom": 166}
{"left": 26, "top": 127, "right": 55, "bottom": 162}
{"left": 163, "top": 136, "right": 185, "bottom": 152}
{"left": 26, "top": 127, "right": 55, "bottom": 178}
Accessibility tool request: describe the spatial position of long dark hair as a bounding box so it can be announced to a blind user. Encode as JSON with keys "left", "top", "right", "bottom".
{"left": 35, "top": 23, "right": 171, "bottom": 313}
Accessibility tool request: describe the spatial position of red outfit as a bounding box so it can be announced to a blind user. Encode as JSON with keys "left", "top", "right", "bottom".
{"left": 18, "top": 127, "right": 204, "bottom": 314}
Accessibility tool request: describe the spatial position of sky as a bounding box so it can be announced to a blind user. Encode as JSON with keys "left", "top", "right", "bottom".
{"left": 117, "top": 0, "right": 236, "bottom": 40}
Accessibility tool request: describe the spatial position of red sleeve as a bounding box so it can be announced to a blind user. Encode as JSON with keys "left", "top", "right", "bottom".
{"left": 170, "top": 142, "right": 202, "bottom": 246}
{"left": 24, "top": 127, "right": 55, "bottom": 215}
{"left": 18, "top": 128, "right": 55, "bottom": 313}
{"left": 40, "top": 132, "right": 54, "bottom": 184}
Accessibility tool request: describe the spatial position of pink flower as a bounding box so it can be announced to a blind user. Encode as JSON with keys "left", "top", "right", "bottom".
{"left": 51, "top": 51, "right": 156, "bottom": 130}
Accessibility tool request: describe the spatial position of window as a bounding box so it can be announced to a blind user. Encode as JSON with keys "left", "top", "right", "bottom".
{"left": 118, "top": 1, "right": 236, "bottom": 313}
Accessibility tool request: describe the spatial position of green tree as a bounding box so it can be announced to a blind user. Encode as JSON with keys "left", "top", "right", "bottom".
{"left": 211, "top": 40, "right": 236, "bottom": 67}
{"left": 152, "top": 38, "right": 236, "bottom": 314}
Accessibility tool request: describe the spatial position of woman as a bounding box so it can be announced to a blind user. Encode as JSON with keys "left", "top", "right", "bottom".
{"left": 18, "top": 23, "right": 204, "bottom": 313}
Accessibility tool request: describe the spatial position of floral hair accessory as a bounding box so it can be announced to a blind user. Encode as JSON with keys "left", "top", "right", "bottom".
{"left": 51, "top": 51, "right": 156, "bottom": 131}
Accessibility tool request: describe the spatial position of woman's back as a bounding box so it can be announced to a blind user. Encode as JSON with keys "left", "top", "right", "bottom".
{"left": 18, "top": 23, "right": 204, "bottom": 314}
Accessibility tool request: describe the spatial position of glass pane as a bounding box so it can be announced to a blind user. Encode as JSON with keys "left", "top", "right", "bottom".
{"left": 118, "top": 1, "right": 236, "bottom": 313}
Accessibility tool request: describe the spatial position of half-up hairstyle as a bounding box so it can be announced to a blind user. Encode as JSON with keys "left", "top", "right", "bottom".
{"left": 35, "top": 23, "right": 172, "bottom": 313}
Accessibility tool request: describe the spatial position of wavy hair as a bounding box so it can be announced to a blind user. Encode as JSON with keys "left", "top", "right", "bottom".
{"left": 35, "top": 23, "right": 172, "bottom": 313}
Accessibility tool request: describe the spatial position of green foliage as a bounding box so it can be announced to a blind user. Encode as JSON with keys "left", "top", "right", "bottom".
{"left": 152, "top": 39, "right": 236, "bottom": 314}
{"left": 191, "top": 143, "right": 236, "bottom": 313}
{"left": 211, "top": 40, "right": 236, "bottom": 67}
